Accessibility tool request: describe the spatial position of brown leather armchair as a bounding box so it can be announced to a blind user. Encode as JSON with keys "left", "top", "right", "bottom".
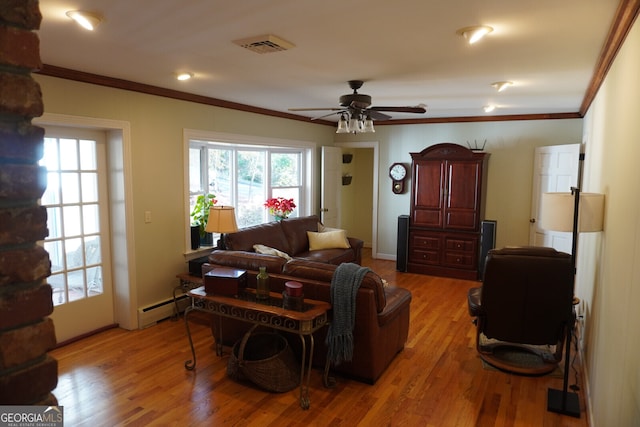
{"left": 467, "top": 247, "right": 575, "bottom": 374}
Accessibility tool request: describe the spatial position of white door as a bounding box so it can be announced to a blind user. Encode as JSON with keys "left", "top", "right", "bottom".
{"left": 529, "top": 143, "right": 580, "bottom": 253}
{"left": 40, "top": 126, "right": 115, "bottom": 343}
{"left": 321, "top": 146, "right": 342, "bottom": 227}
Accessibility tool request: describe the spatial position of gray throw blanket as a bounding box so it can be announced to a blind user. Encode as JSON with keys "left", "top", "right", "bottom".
{"left": 326, "top": 262, "right": 371, "bottom": 365}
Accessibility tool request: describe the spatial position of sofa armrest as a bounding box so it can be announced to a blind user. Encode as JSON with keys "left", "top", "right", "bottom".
{"left": 377, "top": 285, "right": 412, "bottom": 327}
{"left": 347, "top": 237, "right": 364, "bottom": 264}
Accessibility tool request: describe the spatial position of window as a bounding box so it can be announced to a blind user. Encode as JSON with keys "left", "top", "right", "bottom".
{"left": 187, "top": 131, "right": 313, "bottom": 237}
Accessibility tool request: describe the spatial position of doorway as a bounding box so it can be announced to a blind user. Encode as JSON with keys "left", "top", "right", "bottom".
{"left": 335, "top": 141, "right": 379, "bottom": 257}
{"left": 529, "top": 143, "right": 580, "bottom": 253}
{"left": 36, "top": 113, "right": 137, "bottom": 341}
{"left": 40, "top": 126, "right": 115, "bottom": 341}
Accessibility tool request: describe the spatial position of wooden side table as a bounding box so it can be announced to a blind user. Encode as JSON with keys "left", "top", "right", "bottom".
{"left": 184, "top": 286, "right": 331, "bottom": 409}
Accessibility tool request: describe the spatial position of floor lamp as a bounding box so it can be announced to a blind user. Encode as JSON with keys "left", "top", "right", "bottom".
{"left": 539, "top": 188, "right": 604, "bottom": 417}
{"left": 205, "top": 206, "right": 238, "bottom": 250}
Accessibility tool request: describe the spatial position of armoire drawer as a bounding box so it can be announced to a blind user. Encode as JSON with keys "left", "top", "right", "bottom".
{"left": 410, "top": 234, "right": 440, "bottom": 250}
{"left": 443, "top": 252, "right": 476, "bottom": 268}
{"left": 445, "top": 238, "right": 476, "bottom": 253}
{"left": 409, "top": 249, "right": 440, "bottom": 265}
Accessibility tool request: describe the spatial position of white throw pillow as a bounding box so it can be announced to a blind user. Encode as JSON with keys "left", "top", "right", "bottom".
{"left": 307, "top": 230, "right": 351, "bottom": 251}
{"left": 253, "top": 244, "right": 292, "bottom": 260}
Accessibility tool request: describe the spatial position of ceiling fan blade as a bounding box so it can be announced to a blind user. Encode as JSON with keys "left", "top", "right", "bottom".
{"left": 311, "top": 110, "right": 345, "bottom": 120}
{"left": 367, "top": 110, "right": 392, "bottom": 121}
{"left": 288, "top": 107, "right": 344, "bottom": 112}
{"left": 370, "top": 105, "right": 427, "bottom": 114}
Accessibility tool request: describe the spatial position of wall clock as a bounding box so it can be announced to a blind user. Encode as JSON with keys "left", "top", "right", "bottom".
{"left": 389, "top": 163, "right": 407, "bottom": 194}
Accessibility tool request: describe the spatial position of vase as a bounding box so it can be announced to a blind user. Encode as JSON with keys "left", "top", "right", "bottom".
{"left": 190, "top": 225, "right": 200, "bottom": 250}
{"left": 256, "top": 266, "right": 270, "bottom": 300}
{"left": 274, "top": 215, "right": 288, "bottom": 222}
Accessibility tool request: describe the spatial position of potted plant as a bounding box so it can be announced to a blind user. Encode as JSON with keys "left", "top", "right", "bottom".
{"left": 264, "top": 197, "right": 296, "bottom": 221}
{"left": 190, "top": 193, "right": 216, "bottom": 246}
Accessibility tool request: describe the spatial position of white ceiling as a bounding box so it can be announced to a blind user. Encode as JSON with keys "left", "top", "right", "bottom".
{"left": 38, "top": 0, "right": 620, "bottom": 122}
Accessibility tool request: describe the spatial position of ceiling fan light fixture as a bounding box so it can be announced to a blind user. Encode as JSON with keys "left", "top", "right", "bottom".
{"left": 362, "top": 116, "right": 375, "bottom": 133}
{"left": 457, "top": 26, "right": 493, "bottom": 44}
{"left": 348, "top": 116, "right": 363, "bottom": 134}
{"left": 66, "top": 10, "right": 102, "bottom": 31}
{"left": 491, "top": 81, "right": 513, "bottom": 92}
{"left": 336, "top": 114, "right": 350, "bottom": 133}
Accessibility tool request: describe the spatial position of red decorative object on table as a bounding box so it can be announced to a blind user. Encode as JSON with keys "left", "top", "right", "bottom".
{"left": 264, "top": 197, "right": 296, "bottom": 220}
{"left": 285, "top": 281, "right": 303, "bottom": 297}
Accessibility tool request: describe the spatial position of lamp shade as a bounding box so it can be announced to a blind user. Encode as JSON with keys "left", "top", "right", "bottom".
{"left": 204, "top": 206, "right": 238, "bottom": 233}
{"left": 539, "top": 192, "right": 605, "bottom": 233}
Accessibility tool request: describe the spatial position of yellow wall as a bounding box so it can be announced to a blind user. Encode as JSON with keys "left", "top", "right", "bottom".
{"left": 340, "top": 148, "right": 374, "bottom": 246}
{"left": 580, "top": 16, "right": 640, "bottom": 426}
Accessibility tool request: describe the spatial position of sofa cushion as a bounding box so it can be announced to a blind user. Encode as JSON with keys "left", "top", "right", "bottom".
{"left": 295, "top": 249, "right": 357, "bottom": 265}
{"left": 307, "top": 230, "right": 351, "bottom": 250}
{"left": 208, "top": 250, "right": 287, "bottom": 273}
{"left": 282, "top": 259, "right": 386, "bottom": 312}
{"left": 280, "top": 215, "right": 320, "bottom": 255}
{"left": 223, "top": 221, "right": 291, "bottom": 254}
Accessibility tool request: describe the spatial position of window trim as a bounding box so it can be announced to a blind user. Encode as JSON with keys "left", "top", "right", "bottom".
{"left": 183, "top": 129, "right": 316, "bottom": 255}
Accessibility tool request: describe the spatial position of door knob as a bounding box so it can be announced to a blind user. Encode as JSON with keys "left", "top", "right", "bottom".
{"left": 530, "top": 218, "right": 536, "bottom": 223}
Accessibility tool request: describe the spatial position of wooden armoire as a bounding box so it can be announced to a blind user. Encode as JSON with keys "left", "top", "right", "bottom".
{"left": 407, "top": 143, "right": 489, "bottom": 280}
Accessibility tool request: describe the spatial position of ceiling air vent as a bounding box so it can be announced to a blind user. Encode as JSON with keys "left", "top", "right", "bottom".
{"left": 232, "top": 34, "right": 295, "bottom": 54}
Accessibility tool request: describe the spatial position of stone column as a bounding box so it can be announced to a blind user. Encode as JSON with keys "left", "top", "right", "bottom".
{"left": 0, "top": 0, "right": 58, "bottom": 405}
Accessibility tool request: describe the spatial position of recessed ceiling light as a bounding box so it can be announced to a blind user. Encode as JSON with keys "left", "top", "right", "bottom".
{"left": 483, "top": 105, "right": 496, "bottom": 113}
{"left": 491, "top": 81, "right": 513, "bottom": 92}
{"left": 176, "top": 72, "right": 193, "bottom": 81}
{"left": 66, "top": 10, "right": 102, "bottom": 31}
{"left": 457, "top": 26, "right": 493, "bottom": 44}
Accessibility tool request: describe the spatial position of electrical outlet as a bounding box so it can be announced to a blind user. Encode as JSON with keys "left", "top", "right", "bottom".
{"left": 144, "top": 211, "right": 152, "bottom": 223}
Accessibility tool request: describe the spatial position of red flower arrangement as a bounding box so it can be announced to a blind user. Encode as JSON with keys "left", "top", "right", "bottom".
{"left": 264, "top": 197, "right": 296, "bottom": 219}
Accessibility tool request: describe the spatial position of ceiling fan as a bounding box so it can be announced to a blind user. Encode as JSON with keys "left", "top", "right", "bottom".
{"left": 288, "top": 80, "right": 427, "bottom": 132}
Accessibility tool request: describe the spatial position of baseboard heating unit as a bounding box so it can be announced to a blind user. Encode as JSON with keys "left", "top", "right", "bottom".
{"left": 137, "top": 295, "right": 190, "bottom": 329}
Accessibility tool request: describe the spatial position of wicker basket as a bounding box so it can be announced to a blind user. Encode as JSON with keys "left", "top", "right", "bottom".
{"left": 227, "top": 331, "right": 300, "bottom": 393}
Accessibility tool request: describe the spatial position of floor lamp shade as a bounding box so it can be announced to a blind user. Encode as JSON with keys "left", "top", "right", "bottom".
{"left": 539, "top": 192, "right": 605, "bottom": 233}
{"left": 205, "top": 206, "right": 238, "bottom": 234}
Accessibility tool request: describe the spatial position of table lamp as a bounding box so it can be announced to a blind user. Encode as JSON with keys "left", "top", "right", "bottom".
{"left": 205, "top": 206, "right": 238, "bottom": 250}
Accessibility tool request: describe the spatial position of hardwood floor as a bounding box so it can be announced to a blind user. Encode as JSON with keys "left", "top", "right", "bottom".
{"left": 50, "top": 250, "right": 589, "bottom": 426}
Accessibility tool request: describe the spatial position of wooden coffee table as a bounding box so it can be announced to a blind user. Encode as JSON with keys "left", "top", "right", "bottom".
{"left": 183, "top": 286, "right": 332, "bottom": 409}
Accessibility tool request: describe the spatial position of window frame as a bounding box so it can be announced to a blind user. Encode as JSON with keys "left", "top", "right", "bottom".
{"left": 183, "top": 129, "right": 316, "bottom": 253}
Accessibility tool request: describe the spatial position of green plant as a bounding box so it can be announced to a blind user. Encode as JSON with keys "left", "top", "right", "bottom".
{"left": 190, "top": 193, "right": 216, "bottom": 237}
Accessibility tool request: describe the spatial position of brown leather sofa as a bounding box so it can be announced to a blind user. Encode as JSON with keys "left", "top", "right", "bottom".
{"left": 221, "top": 215, "right": 363, "bottom": 266}
{"left": 202, "top": 255, "right": 412, "bottom": 384}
